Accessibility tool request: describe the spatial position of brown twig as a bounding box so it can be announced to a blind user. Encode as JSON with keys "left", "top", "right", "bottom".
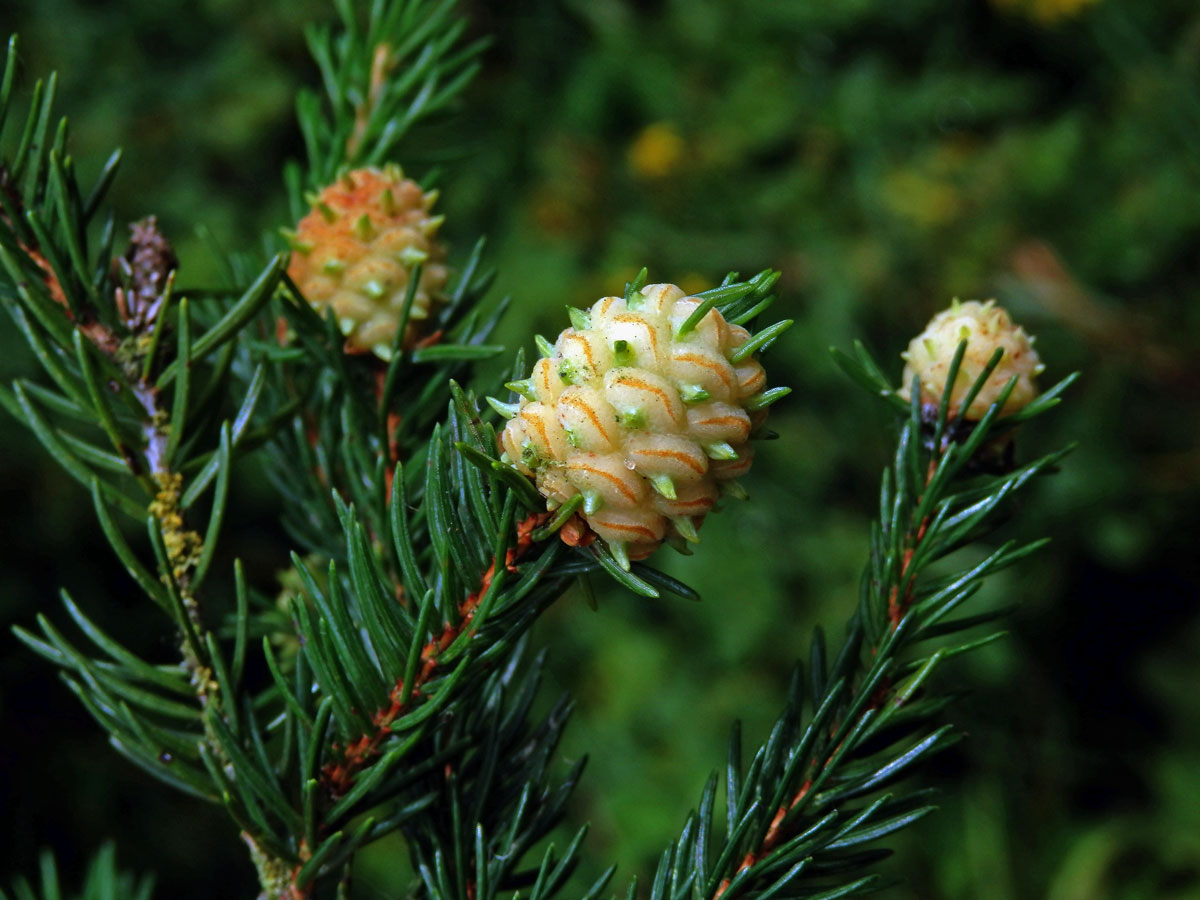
{"left": 0, "top": 164, "right": 122, "bottom": 355}
{"left": 289, "top": 508, "right": 551, "bottom": 900}
{"left": 320, "top": 508, "right": 553, "bottom": 796}
{"left": 346, "top": 43, "right": 394, "bottom": 160}
{"left": 886, "top": 457, "right": 938, "bottom": 628}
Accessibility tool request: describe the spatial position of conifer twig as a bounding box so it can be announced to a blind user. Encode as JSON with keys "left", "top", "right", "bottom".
{"left": 629, "top": 340, "right": 1078, "bottom": 900}
{"left": 321, "top": 507, "right": 552, "bottom": 796}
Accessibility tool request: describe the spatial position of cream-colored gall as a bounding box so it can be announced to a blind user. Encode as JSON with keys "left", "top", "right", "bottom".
{"left": 498, "top": 282, "right": 780, "bottom": 565}
{"left": 899, "top": 299, "right": 1043, "bottom": 419}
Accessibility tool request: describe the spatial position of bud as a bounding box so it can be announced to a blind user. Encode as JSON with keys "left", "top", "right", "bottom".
{"left": 899, "top": 299, "right": 1043, "bottom": 419}
{"left": 114, "top": 216, "right": 177, "bottom": 334}
{"left": 285, "top": 165, "right": 448, "bottom": 359}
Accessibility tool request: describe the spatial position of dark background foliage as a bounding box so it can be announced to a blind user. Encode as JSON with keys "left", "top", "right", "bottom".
{"left": 1, "top": 1, "right": 1198, "bottom": 898}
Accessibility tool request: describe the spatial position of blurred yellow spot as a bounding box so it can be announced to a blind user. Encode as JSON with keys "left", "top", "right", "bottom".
{"left": 629, "top": 122, "right": 685, "bottom": 179}
{"left": 881, "top": 170, "right": 961, "bottom": 228}
{"left": 991, "top": 0, "right": 1099, "bottom": 24}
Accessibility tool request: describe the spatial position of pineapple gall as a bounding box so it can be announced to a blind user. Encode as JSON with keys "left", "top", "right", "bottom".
{"left": 286, "top": 165, "right": 448, "bottom": 358}
{"left": 899, "top": 299, "right": 1043, "bottom": 420}
{"left": 498, "top": 282, "right": 776, "bottom": 565}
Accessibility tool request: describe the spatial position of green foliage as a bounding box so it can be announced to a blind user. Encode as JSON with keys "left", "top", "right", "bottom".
{"left": 614, "top": 347, "right": 1075, "bottom": 900}
{"left": 292, "top": 0, "right": 487, "bottom": 206}
{"left": 1, "top": 846, "right": 152, "bottom": 900}
{"left": 1, "top": 20, "right": 852, "bottom": 897}
{"left": 4, "top": 1, "right": 1194, "bottom": 900}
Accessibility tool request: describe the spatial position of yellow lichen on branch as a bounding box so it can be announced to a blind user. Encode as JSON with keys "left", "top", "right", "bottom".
{"left": 149, "top": 471, "right": 203, "bottom": 582}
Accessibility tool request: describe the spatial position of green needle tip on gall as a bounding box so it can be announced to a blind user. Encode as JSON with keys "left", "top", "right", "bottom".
{"left": 899, "top": 299, "right": 1045, "bottom": 420}
{"left": 496, "top": 281, "right": 780, "bottom": 567}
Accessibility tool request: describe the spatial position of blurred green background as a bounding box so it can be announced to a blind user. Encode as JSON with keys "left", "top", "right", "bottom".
{"left": 1, "top": 0, "right": 1198, "bottom": 898}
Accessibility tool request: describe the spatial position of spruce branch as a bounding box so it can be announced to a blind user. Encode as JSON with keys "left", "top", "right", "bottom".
{"left": 317, "top": 501, "right": 554, "bottom": 797}
{"left": 206, "top": 263, "right": 784, "bottom": 898}
{"left": 617, "top": 340, "right": 1077, "bottom": 900}
{"left": 0, "top": 7, "right": 1085, "bottom": 900}
{"left": 389, "top": 641, "right": 602, "bottom": 900}
{"left": 0, "top": 33, "right": 304, "bottom": 890}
